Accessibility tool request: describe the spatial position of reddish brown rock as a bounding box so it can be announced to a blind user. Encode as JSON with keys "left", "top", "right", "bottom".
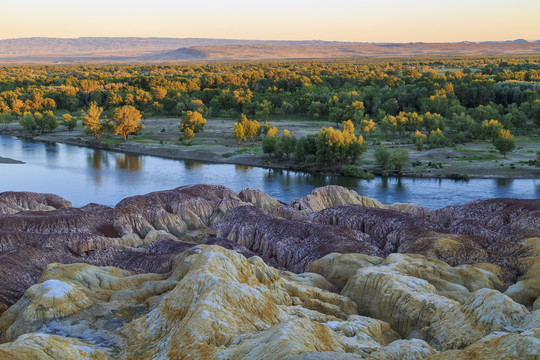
{"left": 207, "top": 205, "right": 383, "bottom": 272}
{"left": 0, "top": 185, "right": 252, "bottom": 311}
{"left": 0, "top": 192, "right": 71, "bottom": 215}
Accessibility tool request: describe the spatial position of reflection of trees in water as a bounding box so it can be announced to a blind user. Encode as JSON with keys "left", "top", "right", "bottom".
{"left": 116, "top": 154, "right": 142, "bottom": 172}
{"left": 262, "top": 169, "right": 363, "bottom": 189}
{"left": 378, "top": 177, "right": 389, "bottom": 190}
{"left": 87, "top": 150, "right": 110, "bottom": 170}
{"left": 184, "top": 161, "right": 203, "bottom": 171}
{"left": 395, "top": 177, "right": 406, "bottom": 192}
{"left": 377, "top": 177, "right": 406, "bottom": 193}
{"left": 235, "top": 164, "right": 251, "bottom": 174}
{"left": 44, "top": 142, "right": 59, "bottom": 161}
{"left": 496, "top": 178, "right": 512, "bottom": 187}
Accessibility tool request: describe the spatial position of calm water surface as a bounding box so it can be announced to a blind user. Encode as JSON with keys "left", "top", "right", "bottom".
{"left": 0, "top": 136, "right": 538, "bottom": 209}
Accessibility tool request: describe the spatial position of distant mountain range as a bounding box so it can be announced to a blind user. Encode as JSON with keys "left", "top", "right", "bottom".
{"left": 0, "top": 37, "right": 539, "bottom": 63}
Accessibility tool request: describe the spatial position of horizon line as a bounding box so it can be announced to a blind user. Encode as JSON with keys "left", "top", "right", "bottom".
{"left": 0, "top": 36, "right": 538, "bottom": 44}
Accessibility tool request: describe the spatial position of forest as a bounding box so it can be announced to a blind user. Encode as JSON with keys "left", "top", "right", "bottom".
{"left": 1, "top": 56, "right": 539, "bottom": 175}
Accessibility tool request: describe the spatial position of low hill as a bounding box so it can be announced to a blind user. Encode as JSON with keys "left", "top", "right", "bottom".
{"left": 0, "top": 37, "right": 539, "bottom": 63}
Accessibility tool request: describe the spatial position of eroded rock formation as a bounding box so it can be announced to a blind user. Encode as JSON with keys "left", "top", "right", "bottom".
{"left": 0, "top": 184, "right": 538, "bottom": 359}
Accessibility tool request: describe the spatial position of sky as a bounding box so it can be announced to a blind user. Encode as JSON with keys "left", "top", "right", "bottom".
{"left": 1, "top": 0, "right": 539, "bottom": 42}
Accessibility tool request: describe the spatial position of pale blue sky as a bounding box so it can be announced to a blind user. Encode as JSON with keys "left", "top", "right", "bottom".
{"left": 1, "top": 0, "right": 538, "bottom": 42}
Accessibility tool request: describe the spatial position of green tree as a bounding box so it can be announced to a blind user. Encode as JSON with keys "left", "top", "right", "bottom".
{"left": 262, "top": 135, "right": 278, "bottom": 156}
{"left": 33, "top": 112, "right": 46, "bottom": 133}
{"left": 294, "top": 134, "right": 318, "bottom": 161}
{"left": 391, "top": 148, "right": 409, "bottom": 172}
{"left": 42, "top": 111, "right": 58, "bottom": 132}
{"left": 276, "top": 130, "right": 297, "bottom": 159}
{"left": 19, "top": 112, "right": 36, "bottom": 133}
{"left": 374, "top": 146, "right": 392, "bottom": 171}
{"left": 111, "top": 105, "right": 143, "bottom": 140}
{"left": 62, "top": 114, "right": 77, "bottom": 131}
{"left": 482, "top": 119, "right": 504, "bottom": 141}
{"left": 426, "top": 128, "right": 449, "bottom": 148}
{"left": 0, "top": 113, "right": 13, "bottom": 129}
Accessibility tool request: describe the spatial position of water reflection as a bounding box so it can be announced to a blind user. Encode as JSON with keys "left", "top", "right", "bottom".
{"left": 0, "top": 135, "right": 538, "bottom": 208}
{"left": 235, "top": 164, "right": 251, "bottom": 173}
{"left": 379, "top": 177, "right": 389, "bottom": 190}
{"left": 395, "top": 178, "right": 406, "bottom": 192}
{"left": 496, "top": 178, "right": 512, "bottom": 187}
{"left": 184, "top": 161, "right": 203, "bottom": 171}
{"left": 87, "top": 150, "right": 109, "bottom": 170}
{"left": 116, "top": 154, "right": 142, "bottom": 172}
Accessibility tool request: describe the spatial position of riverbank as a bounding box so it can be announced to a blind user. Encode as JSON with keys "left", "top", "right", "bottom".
{"left": 0, "top": 156, "right": 24, "bottom": 164}
{"left": 3, "top": 117, "right": 540, "bottom": 179}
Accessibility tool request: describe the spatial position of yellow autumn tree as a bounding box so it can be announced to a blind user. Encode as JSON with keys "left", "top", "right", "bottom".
{"left": 482, "top": 119, "right": 504, "bottom": 140}
{"left": 179, "top": 110, "right": 206, "bottom": 133}
{"left": 267, "top": 126, "right": 278, "bottom": 137}
{"left": 493, "top": 129, "right": 515, "bottom": 156}
{"left": 111, "top": 105, "right": 143, "bottom": 140}
{"left": 244, "top": 119, "right": 261, "bottom": 143}
{"left": 233, "top": 122, "right": 245, "bottom": 142}
{"left": 359, "top": 119, "right": 376, "bottom": 137}
{"left": 82, "top": 101, "right": 104, "bottom": 139}
{"left": 411, "top": 130, "right": 427, "bottom": 150}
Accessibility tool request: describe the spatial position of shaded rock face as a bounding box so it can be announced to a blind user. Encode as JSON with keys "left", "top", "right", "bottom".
{"left": 208, "top": 205, "right": 383, "bottom": 272}
{"left": 433, "top": 198, "right": 540, "bottom": 235}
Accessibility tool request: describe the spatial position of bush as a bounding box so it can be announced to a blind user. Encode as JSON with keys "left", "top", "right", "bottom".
{"left": 342, "top": 166, "right": 374, "bottom": 180}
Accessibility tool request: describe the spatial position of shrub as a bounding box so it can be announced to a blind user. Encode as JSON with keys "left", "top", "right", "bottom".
{"left": 342, "top": 166, "right": 374, "bottom": 180}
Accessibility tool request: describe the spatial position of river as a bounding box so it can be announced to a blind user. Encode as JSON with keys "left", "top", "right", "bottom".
{"left": 0, "top": 135, "right": 538, "bottom": 209}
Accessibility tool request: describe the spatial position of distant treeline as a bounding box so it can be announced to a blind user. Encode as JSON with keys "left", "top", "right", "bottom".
{"left": 1, "top": 56, "right": 539, "bottom": 133}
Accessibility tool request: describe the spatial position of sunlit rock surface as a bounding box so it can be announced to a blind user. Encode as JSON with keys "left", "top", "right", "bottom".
{"left": 0, "top": 185, "right": 538, "bottom": 359}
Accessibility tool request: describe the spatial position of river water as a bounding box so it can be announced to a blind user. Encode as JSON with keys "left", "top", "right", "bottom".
{"left": 0, "top": 136, "right": 538, "bottom": 209}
